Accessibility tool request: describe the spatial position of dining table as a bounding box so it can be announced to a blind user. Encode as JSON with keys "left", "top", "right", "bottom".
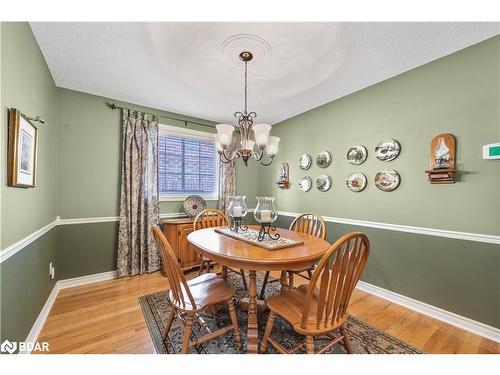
{"left": 187, "top": 225, "right": 331, "bottom": 353}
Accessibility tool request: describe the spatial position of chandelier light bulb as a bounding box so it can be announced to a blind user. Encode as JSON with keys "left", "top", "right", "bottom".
{"left": 266, "top": 136, "right": 280, "bottom": 156}
{"left": 216, "top": 123, "right": 235, "bottom": 147}
{"left": 241, "top": 139, "right": 255, "bottom": 151}
{"left": 252, "top": 123, "right": 271, "bottom": 149}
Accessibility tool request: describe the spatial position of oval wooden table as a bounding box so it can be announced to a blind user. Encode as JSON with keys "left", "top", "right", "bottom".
{"left": 187, "top": 225, "right": 330, "bottom": 353}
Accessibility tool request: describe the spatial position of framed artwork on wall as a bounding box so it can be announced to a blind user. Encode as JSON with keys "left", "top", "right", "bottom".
{"left": 7, "top": 108, "right": 38, "bottom": 188}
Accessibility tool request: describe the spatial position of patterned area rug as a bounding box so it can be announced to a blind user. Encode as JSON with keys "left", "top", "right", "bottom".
{"left": 139, "top": 272, "right": 422, "bottom": 354}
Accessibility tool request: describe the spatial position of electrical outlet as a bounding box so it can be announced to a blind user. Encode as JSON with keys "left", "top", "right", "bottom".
{"left": 49, "top": 262, "right": 55, "bottom": 280}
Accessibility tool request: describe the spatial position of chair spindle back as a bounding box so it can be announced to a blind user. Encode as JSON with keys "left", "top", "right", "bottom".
{"left": 152, "top": 225, "right": 196, "bottom": 309}
{"left": 289, "top": 213, "right": 327, "bottom": 240}
{"left": 301, "top": 232, "right": 370, "bottom": 330}
{"left": 193, "top": 209, "right": 229, "bottom": 231}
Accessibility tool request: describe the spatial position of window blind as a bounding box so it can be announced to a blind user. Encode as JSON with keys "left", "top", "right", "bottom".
{"left": 158, "top": 132, "right": 217, "bottom": 197}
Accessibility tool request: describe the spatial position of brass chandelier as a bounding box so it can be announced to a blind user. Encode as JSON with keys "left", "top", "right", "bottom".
{"left": 216, "top": 51, "right": 279, "bottom": 166}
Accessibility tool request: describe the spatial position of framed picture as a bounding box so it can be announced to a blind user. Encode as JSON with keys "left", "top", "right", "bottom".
{"left": 8, "top": 108, "right": 38, "bottom": 188}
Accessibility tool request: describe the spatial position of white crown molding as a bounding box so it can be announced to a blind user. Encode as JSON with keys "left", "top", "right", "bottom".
{"left": 0, "top": 219, "right": 58, "bottom": 264}
{"left": 276, "top": 211, "right": 500, "bottom": 245}
{"left": 22, "top": 270, "right": 118, "bottom": 353}
{"left": 356, "top": 280, "right": 500, "bottom": 343}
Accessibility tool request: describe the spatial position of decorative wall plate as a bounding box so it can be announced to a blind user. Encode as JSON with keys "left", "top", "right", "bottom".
{"left": 299, "top": 154, "right": 312, "bottom": 170}
{"left": 375, "top": 139, "right": 401, "bottom": 161}
{"left": 347, "top": 145, "right": 368, "bottom": 165}
{"left": 374, "top": 170, "right": 400, "bottom": 192}
{"left": 183, "top": 195, "right": 207, "bottom": 218}
{"left": 316, "top": 175, "right": 332, "bottom": 192}
{"left": 316, "top": 151, "right": 332, "bottom": 168}
{"left": 298, "top": 176, "right": 312, "bottom": 192}
{"left": 346, "top": 172, "right": 367, "bottom": 192}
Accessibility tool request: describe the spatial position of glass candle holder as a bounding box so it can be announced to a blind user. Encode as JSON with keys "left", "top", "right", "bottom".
{"left": 254, "top": 197, "right": 278, "bottom": 224}
{"left": 227, "top": 196, "right": 248, "bottom": 233}
{"left": 254, "top": 197, "right": 279, "bottom": 241}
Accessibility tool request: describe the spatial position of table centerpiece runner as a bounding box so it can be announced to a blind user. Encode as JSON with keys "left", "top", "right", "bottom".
{"left": 214, "top": 227, "right": 304, "bottom": 250}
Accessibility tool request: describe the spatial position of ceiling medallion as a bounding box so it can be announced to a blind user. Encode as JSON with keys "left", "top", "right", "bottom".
{"left": 216, "top": 49, "right": 279, "bottom": 167}
{"left": 220, "top": 34, "right": 272, "bottom": 68}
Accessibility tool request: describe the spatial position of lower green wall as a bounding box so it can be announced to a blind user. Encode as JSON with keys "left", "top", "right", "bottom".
{"left": 56, "top": 222, "right": 118, "bottom": 280}
{"left": 274, "top": 215, "right": 500, "bottom": 328}
{"left": 0, "top": 229, "right": 57, "bottom": 343}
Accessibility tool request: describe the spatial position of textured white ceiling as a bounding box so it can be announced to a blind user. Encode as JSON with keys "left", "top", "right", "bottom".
{"left": 31, "top": 22, "right": 499, "bottom": 124}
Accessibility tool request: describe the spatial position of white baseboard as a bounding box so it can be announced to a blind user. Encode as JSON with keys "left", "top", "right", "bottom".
{"left": 57, "top": 270, "right": 117, "bottom": 289}
{"left": 356, "top": 280, "right": 500, "bottom": 343}
{"left": 22, "top": 270, "right": 117, "bottom": 353}
{"left": 20, "top": 282, "right": 60, "bottom": 354}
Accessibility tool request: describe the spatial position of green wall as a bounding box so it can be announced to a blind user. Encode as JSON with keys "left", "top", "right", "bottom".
{"left": 274, "top": 215, "right": 500, "bottom": 328}
{"left": 55, "top": 88, "right": 258, "bottom": 279}
{"left": 0, "top": 23, "right": 260, "bottom": 343}
{"left": 1, "top": 23, "right": 59, "bottom": 248}
{"left": 56, "top": 222, "right": 117, "bottom": 280}
{"left": 259, "top": 36, "right": 500, "bottom": 236}
{"left": 259, "top": 36, "right": 500, "bottom": 327}
{"left": 1, "top": 23, "right": 498, "bottom": 346}
{"left": 1, "top": 229, "right": 58, "bottom": 343}
{"left": 0, "top": 22, "right": 59, "bottom": 344}
{"left": 57, "top": 88, "right": 254, "bottom": 219}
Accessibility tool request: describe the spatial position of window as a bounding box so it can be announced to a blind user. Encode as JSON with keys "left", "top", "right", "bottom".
{"left": 158, "top": 124, "right": 219, "bottom": 200}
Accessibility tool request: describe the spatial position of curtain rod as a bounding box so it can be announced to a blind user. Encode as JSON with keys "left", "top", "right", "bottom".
{"left": 105, "top": 102, "right": 216, "bottom": 129}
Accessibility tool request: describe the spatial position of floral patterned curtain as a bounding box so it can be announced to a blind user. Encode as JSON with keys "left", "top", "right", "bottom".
{"left": 218, "top": 137, "right": 237, "bottom": 214}
{"left": 117, "top": 109, "right": 160, "bottom": 277}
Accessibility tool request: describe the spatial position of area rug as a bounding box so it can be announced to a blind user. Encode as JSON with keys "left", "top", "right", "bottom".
{"left": 139, "top": 272, "right": 422, "bottom": 354}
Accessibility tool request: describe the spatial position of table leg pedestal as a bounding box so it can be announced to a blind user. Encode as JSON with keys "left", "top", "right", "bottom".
{"left": 246, "top": 270, "right": 258, "bottom": 354}
{"left": 280, "top": 271, "right": 288, "bottom": 294}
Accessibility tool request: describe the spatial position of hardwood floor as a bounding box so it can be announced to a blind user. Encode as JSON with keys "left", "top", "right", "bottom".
{"left": 36, "top": 271, "right": 499, "bottom": 354}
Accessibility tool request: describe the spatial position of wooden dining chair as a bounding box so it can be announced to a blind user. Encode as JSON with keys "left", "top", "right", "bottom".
{"left": 193, "top": 208, "right": 247, "bottom": 290}
{"left": 259, "top": 213, "right": 327, "bottom": 299}
{"left": 259, "top": 232, "right": 370, "bottom": 354}
{"left": 152, "top": 225, "right": 242, "bottom": 353}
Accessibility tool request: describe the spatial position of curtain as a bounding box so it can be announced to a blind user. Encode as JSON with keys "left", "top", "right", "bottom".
{"left": 218, "top": 137, "right": 237, "bottom": 214}
{"left": 117, "top": 109, "right": 160, "bottom": 277}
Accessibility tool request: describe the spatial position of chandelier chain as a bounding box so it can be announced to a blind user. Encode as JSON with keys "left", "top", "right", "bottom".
{"left": 244, "top": 61, "right": 248, "bottom": 115}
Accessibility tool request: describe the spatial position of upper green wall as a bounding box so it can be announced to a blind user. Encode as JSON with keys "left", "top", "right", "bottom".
{"left": 258, "top": 36, "right": 500, "bottom": 236}
{"left": 1, "top": 22, "right": 59, "bottom": 346}
{"left": 57, "top": 88, "right": 258, "bottom": 219}
{"left": 1, "top": 23, "right": 59, "bottom": 247}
